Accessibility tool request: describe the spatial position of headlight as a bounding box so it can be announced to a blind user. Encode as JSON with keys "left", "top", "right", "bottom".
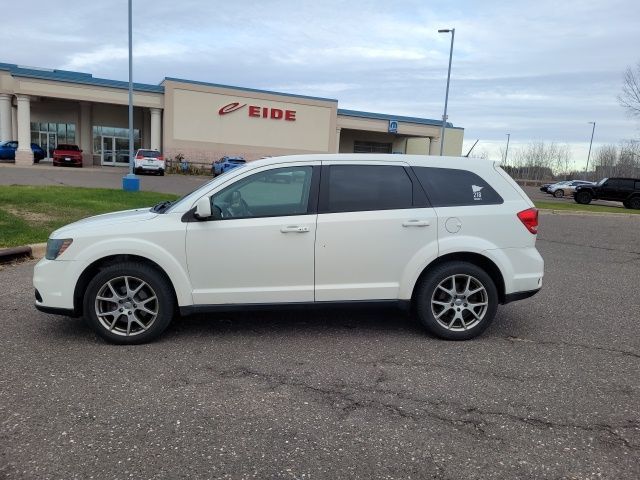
{"left": 45, "top": 238, "right": 73, "bottom": 260}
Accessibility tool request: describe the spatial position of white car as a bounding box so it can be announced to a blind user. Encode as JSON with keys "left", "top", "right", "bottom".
{"left": 134, "top": 149, "right": 165, "bottom": 175}
{"left": 547, "top": 180, "right": 593, "bottom": 198}
{"left": 34, "top": 154, "right": 544, "bottom": 344}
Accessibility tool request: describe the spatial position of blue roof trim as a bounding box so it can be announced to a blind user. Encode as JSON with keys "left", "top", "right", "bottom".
{"left": 338, "top": 108, "right": 463, "bottom": 130}
{"left": 163, "top": 77, "right": 338, "bottom": 103}
{"left": 0, "top": 62, "right": 164, "bottom": 93}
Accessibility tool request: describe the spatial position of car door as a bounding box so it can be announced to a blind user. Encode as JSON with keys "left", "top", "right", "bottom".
{"left": 314, "top": 161, "right": 438, "bottom": 301}
{"left": 185, "top": 163, "right": 320, "bottom": 305}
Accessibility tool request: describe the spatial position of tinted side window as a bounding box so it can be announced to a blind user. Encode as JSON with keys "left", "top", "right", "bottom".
{"left": 618, "top": 179, "right": 635, "bottom": 189}
{"left": 323, "top": 165, "right": 413, "bottom": 213}
{"left": 413, "top": 167, "right": 503, "bottom": 207}
{"left": 635, "top": 181, "right": 640, "bottom": 190}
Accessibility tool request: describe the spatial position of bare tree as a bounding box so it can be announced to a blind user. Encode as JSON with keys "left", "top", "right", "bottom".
{"left": 619, "top": 62, "right": 640, "bottom": 118}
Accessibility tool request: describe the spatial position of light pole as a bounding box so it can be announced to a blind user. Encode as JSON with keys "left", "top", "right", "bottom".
{"left": 438, "top": 28, "right": 455, "bottom": 156}
{"left": 584, "top": 121, "right": 596, "bottom": 179}
{"left": 122, "top": 0, "right": 139, "bottom": 191}
{"left": 504, "top": 133, "right": 510, "bottom": 164}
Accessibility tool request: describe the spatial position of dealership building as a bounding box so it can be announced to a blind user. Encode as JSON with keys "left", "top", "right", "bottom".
{"left": 0, "top": 62, "right": 464, "bottom": 167}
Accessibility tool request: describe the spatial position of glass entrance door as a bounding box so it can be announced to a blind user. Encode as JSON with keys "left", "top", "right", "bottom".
{"left": 101, "top": 136, "right": 130, "bottom": 166}
{"left": 102, "top": 136, "right": 115, "bottom": 165}
{"left": 39, "top": 131, "right": 57, "bottom": 159}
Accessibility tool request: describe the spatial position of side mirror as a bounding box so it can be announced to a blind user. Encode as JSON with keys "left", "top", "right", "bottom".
{"left": 194, "top": 197, "right": 212, "bottom": 220}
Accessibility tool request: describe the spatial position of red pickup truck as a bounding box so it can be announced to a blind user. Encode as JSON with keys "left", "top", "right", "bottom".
{"left": 53, "top": 144, "right": 83, "bottom": 167}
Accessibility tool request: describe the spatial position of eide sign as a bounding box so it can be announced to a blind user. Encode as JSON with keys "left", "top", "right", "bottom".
{"left": 218, "top": 102, "right": 296, "bottom": 121}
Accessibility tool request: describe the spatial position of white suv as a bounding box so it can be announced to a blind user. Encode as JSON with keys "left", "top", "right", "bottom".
{"left": 33, "top": 154, "right": 543, "bottom": 344}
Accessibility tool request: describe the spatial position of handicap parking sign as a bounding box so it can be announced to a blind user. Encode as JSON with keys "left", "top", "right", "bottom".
{"left": 388, "top": 120, "right": 398, "bottom": 133}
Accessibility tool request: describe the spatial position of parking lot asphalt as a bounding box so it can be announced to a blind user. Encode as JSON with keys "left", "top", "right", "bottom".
{"left": 1, "top": 214, "right": 639, "bottom": 479}
{"left": 0, "top": 163, "right": 209, "bottom": 196}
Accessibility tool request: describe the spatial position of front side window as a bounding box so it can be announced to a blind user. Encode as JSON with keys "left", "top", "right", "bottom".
{"left": 212, "top": 166, "right": 314, "bottom": 219}
{"left": 322, "top": 165, "right": 413, "bottom": 213}
{"left": 413, "top": 167, "right": 503, "bottom": 207}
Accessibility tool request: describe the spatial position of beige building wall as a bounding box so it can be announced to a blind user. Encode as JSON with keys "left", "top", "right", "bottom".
{"left": 406, "top": 137, "right": 430, "bottom": 155}
{"left": 163, "top": 80, "right": 338, "bottom": 163}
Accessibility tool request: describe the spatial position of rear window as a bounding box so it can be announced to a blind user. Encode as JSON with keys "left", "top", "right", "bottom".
{"left": 56, "top": 144, "right": 79, "bottom": 151}
{"left": 139, "top": 150, "right": 161, "bottom": 158}
{"left": 413, "top": 167, "right": 503, "bottom": 207}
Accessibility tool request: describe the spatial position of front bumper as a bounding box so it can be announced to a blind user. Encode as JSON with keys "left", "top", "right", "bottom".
{"left": 33, "top": 257, "right": 77, "bottom": 311}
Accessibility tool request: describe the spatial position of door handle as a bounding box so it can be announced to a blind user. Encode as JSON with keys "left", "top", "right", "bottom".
{"left": 402, "top": 220, "right": 431, "bottom": 227}
{"left": 280, "top": 225, "right": 310, "bottom": 233}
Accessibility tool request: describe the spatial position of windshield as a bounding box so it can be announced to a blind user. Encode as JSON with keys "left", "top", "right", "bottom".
{"left": 166, "top": 164, "right": 248, "bottom": 213}
{"left": 57, "top": 144, "right": 80, "bottom": 151}
{"left": 597, "top": 178, "right": 608, "bottom": 186}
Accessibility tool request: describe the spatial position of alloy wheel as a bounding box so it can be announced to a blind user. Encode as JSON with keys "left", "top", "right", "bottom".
{"left": 431, "top": 274, "right": 488, "bottom": 331}
{"left": 94, "top": 276, "right": 159, "bottom": 336}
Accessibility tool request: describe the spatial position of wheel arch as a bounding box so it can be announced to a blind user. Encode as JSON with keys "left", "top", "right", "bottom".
{"left": 73, "top": 254, "right": 181, "bottom": 316}
{"left": 410, "top": 252, "right": 507, "bottom": 304}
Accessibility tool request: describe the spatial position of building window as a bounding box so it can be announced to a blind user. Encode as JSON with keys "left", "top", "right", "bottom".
{"left": 30, "top": 122, "right": 76, "bottom": 157}
{"left": 353, "top": 141, "right": 392, "bottom": 154}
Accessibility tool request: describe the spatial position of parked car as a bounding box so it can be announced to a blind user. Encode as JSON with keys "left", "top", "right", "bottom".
{"left": 212, "top": 156, "right": 246, "bottom": 176}
{"left": 547, "top": 180, "right": 593, "bottom": 198}
{"left": 574, "top": 177, "right": 640, "bottom": 209}
{"left": 33, "top": 154, "right": 543, "bottom": 344}
{"left": 134, "top": 149, "right": 165, "bottom": 175}
{"left": 0, "top": 141, "right": 46, "bottom": 162}
{"left": 52, "top": 144, "right": 83, "bottom": 167}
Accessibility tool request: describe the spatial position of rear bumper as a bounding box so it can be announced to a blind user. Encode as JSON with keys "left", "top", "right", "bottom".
{"left": 502, "top": 288, "right": 540, "bottom": 304}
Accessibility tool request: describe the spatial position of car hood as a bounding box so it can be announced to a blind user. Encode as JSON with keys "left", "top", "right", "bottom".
{"left": 52, "top": 208, "right": 157, "bottom": 237}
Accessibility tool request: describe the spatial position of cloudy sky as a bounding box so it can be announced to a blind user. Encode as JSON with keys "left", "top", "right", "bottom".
{"left": 3, "top": 0, "right": 639, "bottom": 164}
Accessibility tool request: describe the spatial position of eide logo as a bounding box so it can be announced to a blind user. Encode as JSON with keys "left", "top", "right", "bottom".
{"left": 218, "top": 102, "right": 296, "bottom": 121}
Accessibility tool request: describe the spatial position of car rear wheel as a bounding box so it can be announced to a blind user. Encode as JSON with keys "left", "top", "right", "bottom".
{"left": 414, "top": 261, "right": 498, "bottom": 340}
{"left": 629, "top": 196, "right": 640, "bottom": 210}
{"left": 83, "top": 262, "right": 175, "bottom": 344}
{"left": 575, "top": 191, "right": 592, "bottom": 205}
{"left": 553, "top": 189, "right": 564, "bottom": 198}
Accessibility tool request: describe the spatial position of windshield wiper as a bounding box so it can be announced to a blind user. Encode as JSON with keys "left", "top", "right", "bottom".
{"left": 151, "top": 200, "right": 174, "bottom": 213}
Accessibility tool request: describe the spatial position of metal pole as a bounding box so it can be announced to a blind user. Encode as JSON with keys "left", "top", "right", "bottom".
{"left": 585, "top": 121, "right": 596, "bottom": 178}
{"left": 128, "top": 0, "right": 134, "bottom": 175}
{"left": 439, "top": 28, "right": 455, "bottom": 156}
{"left": 504, "top": 133, "right": 510, "bottom": 164}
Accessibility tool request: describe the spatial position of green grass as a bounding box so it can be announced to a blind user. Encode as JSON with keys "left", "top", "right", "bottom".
{"left": 0, "top": 185, "right": 179, "bottom": 248}
{"left": 534, "top": 200, "right": 640, "bottom": 214}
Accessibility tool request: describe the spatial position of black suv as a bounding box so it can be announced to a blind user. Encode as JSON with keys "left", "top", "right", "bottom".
{"left": 574, "top": 177, "right": 640, "bottom": 209}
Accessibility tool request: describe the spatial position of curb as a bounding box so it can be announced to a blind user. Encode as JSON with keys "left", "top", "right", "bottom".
{"left": 0, "top": 242, "right": 46, "bottom": 264}
{"left": 538, "top": 209, "right": 639, "bottom": 218}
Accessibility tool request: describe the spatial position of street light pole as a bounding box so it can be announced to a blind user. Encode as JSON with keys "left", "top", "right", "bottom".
{"left": 122, "top": 0, "right": 139, "bottom": 191}
{"left": 438, "top": 28, "right": 455, "bottom": 156}
{"left": 585, "top": 121, "right": 596, "bottom": 179}
{"left": 504, "top": 133, "right": 510, "bottom": 164}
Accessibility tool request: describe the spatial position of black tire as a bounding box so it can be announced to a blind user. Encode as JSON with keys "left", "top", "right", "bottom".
{"left": 623, "top": 200, "right": 630, "bottom": 209}
{"left": 414, "top": 261, "right": 499, "bottom": 340}
{"left": 82, "top": 262, "right": 175, "bottom": 344}
{"left": 629, "top": 196, "right": 640, "bottom": 210}
{"left": 553, "top": 189, "right": 564, "bottom": 198}
{"left": 575, "top": 191, "right": 592, "bottom": 205}
{"left": 159, "top": 170, "right": 165, "bottom": 176}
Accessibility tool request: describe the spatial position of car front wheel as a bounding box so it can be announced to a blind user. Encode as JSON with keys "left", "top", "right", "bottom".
{"left": 414, "top": 261, "right": 498, "bottom": 340}
{"left": 553, "top": 189, "right": 564, "bottom": 198}
{"left": 629, "top": 196, "right": 640, "bottom": 210}
{"left": 575, "top": 191, "right": 592, "bottom": 205}
{"left": 83, "top": 262, "right": 175, "bottom": 344}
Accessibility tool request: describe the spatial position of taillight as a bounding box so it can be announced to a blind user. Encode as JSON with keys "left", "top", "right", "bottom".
{"left": 158, "top": 155, "right": 164, "bottom": 161}
{"left": 517, "top": 208, "right": 539, "bottom": 234}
